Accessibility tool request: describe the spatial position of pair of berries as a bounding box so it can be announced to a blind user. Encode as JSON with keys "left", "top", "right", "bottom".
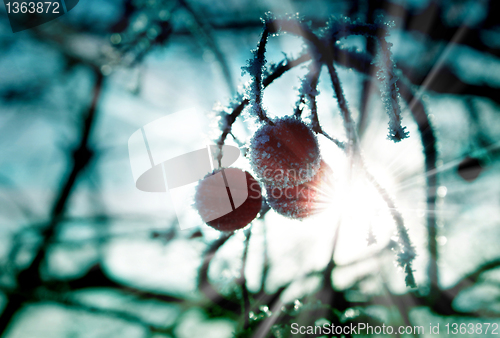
{"left": 250, "top": 116, "right": 332, "bottom": 219}
{"left": 195, "top": 117, "right": 332, "bottom": 231}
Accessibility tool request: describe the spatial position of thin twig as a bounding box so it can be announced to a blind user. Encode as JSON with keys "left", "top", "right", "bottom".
{"left": 239, "top": 229, "right": 252, "bottom": 329}
{"left": 246, "top": 28, "right": 271, "bottom": 123}
{"left": 398, "top": 76, "right": 438, "bottom": 293}
{"left": 0, "top": 69, "right": 104, "bottom": 337}
{"left": 216, "top": 53, "right": 311, "bottom": 149}
{"left": 177, "top": 0, "right": 235, "bottom": 95}
{"left": 198, "top": 233, "right": 241, "bottom": 313}
{"left": 326, "top": 63, "right": 355, "bottom": 145}
{"left": 358, "top": 1, "right": 378, "bottom": 137}
{"left": 259, "top": 222, "right": 269, "bottom": 293}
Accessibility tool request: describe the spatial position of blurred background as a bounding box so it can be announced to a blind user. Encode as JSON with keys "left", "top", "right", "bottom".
{"left": 0, "top": 0, "right": 499, "bottom": 337}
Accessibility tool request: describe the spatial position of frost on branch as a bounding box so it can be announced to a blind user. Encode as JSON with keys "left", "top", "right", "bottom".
{"left": 242, "top": 27, "right": 270, "bottom": 122}
{"left": 217, "top": 13, "right": 418, "bottom": 289}
{"left": 375, "top": 30, "right": 409, "bottom": 142}
{"left": 395, "top": 223, "right": 417, "bottom": 288}
{"left": 325, "top": 16, "right": 409, "bottom": 142}
{"left": 325, "top": 15, "right": 378, "bottom": 40}
{"left": 294, "top": 62, "right": 320, "bottom": 119}
{"left": 367, "top": 223, "right": 377, "bottom": 246}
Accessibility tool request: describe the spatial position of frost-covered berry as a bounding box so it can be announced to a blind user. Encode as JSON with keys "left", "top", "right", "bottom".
{"left": 195, "top": 168, "right": 262, "bottom": 232}
{"left": 266, "top": 161, "right": 333, "bottom": 219}
{"left": 250, "top": 116, "right": 321, "bottom": 188}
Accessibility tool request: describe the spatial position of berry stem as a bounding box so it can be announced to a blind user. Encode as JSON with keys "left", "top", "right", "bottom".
{"left": 245, "top": 28, "right": 273, "bottom": 124}
{"left": 302, "top": 62, "right": 344, "bottom": 148}
{"left": 294, "top": 61, "right": 320, "bottom": 118}
{"left": 326, "top": 62, "right": 356, "bottom": 146}
{"left": 254, "top": 29, "right": 271, "bottom": 123}
{"left": 217, "top": 53, "right": 311, "bottom": 151}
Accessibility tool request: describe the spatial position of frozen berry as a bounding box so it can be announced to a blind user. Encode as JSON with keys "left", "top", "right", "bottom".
{"left": 266, "top": 161, "right": 333, "bottom": 219}
{"left": 250, "top": 116, "right": 321, "bottom": 188}
{"left": 195, "top": 168, "right": 262, "bottom": 231}
{"left": 457, "top": 156, "right": 483, "bottom": 182}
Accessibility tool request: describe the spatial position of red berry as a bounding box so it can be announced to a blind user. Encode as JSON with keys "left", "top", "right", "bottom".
{"left": 195, "top": 168, "right": 262, "bottom": 231}
{"left": 266, "top": 160, "right": 333, "bottom": 219}
{"left": 250, "top": 116, "right": 321, "bottom": 188}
